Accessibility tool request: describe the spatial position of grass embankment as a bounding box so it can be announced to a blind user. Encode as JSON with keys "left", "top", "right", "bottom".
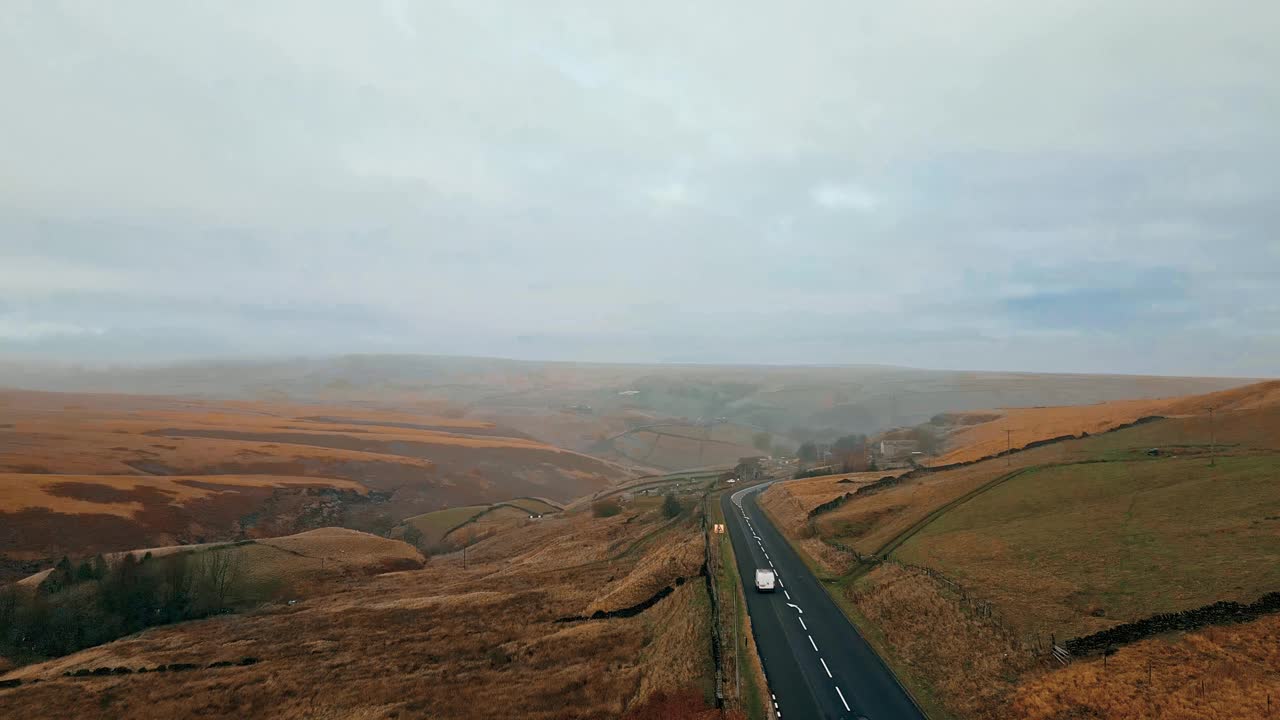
{"left": 708, "top": 491, "right": 770, "bottom": 720}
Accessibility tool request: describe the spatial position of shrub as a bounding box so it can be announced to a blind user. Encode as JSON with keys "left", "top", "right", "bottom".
{"left": 399, "top": 523, "right": 424, "bottom": 549}
{"left": 592, "top": 499, "right": 623, "bottom": 518}
{"left": 661, "top": 493, "right": 683, "bottom": 519}
{"left": 487, "top": 647, "right": 512, "bottom": 667}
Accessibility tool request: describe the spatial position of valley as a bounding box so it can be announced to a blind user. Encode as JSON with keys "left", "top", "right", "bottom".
{"left": 0, "top": 389, "right": 628, "bottom": 582}
{"left": 2, "top": 370, "right": 1277, "bottom": 719}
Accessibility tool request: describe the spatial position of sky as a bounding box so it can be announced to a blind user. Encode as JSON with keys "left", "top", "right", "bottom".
{"left": 2, "top": 1, "right": 1278, "bottom": 376}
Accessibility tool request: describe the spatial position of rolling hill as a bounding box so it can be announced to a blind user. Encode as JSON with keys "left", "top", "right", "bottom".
{"left": 924, "top": 379, "right": 1280, "bottom": 466}
{"left": 0, "top": 355, "right": 1255, "bottom": 451}
{"left": 0, "top": 492, "right": 719, "bottom": 719}
{"left": 0, "top": 389, "right": 631, "bottom": 581}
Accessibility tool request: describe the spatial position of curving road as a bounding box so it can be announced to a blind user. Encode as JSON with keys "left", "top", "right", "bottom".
{"left": 724, "top": 483, "right": 925, "bottom": 720}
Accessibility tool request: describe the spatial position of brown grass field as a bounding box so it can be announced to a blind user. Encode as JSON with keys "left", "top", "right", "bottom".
{"left": 0, "top": 498, "right": 718, "bottom": 719}
{"left": 0, "top": 474, "right": 366, "bottom": 519}
{"left": 0, "top": 471, "right": 372, "bottom": 582}
{"left": 0, "top": 389, "right": 628, "bottom": 497}
{"left": 1012, "top": 613, "right": 1280, "bottom": 719}
{"left": 847, "top": 563, "right": 1035, "bottom": 720}
{"left": 0, "top": 388, "right": 631, "bottom": 581}
{"left": 602, "top": 423, "right": 766, "bottom": 472}
{"left": 841, "top": 560, "right": 1280, "bottom": 720}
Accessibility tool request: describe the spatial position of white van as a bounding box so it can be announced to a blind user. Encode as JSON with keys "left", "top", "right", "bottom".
{"left": 755, "top": 568, "right": 777, "bottom": 592}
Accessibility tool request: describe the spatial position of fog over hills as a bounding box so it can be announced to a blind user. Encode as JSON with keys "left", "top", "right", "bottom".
{"left": 0, "top": 355, "right": 1254, "bottom": 445}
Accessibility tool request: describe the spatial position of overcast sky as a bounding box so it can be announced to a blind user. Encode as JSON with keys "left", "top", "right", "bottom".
{"left": 2, "top": 1, "right": 1277, "bottom": 376}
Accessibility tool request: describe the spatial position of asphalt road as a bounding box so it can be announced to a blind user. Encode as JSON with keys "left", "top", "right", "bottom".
{"left": 723, "top": 483, "right": 925, "bottom": 720}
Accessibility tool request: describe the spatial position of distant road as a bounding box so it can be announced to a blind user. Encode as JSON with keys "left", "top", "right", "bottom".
{"left": 723, "top": 483, "right": 925, "bottom": 720}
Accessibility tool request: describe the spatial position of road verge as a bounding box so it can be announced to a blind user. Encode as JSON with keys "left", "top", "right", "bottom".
{"left": 706, "top": 487, "right": 772, "bottom": 719}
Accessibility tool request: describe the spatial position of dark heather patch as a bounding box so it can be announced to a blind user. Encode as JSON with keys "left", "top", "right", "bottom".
{"left": 44, "top": 482, "right": 177, "bottom": 505}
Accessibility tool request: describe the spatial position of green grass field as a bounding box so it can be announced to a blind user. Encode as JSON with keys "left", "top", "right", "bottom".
{"left": 896, "top": 454, "right": 1280, "bottom": 638}
{"left": 404, "top": 505, "right": 490, "bottom": 546}
{"left": 503, "top": 497, "right": 561, "bottom": 515}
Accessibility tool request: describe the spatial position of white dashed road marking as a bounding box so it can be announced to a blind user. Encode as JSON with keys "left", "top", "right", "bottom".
{"left": 836, "top": 686, "right": 851, "bottom": 712}
{"left": 820, "top": 657, "right": 832, "bottom": 678}
{"left": 797, "top": 615, "right": 806, "bottom": 630}
{"left": 808, "top": 635, "right": 819, "bottom": 652}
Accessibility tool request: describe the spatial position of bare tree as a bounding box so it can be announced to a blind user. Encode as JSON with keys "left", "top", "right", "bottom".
{"left": 161, "top": 553, "right": 196, "bottom": 619}
{"left": 197, "top": 549, "right": 242, "bottom": 611}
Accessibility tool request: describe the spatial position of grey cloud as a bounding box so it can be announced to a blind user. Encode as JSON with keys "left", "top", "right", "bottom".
{"left": 0, "top": 1, "right": 1277, "bottom": 375}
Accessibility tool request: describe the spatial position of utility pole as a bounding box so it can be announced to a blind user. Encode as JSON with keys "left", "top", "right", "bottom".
{"left": 1207, "top": 407, "right": 1216, "bottom": 467}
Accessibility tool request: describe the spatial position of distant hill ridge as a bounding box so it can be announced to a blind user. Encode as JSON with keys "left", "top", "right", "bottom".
{"left": 928, "top": 379, "right": 1280, "bottom": 466}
